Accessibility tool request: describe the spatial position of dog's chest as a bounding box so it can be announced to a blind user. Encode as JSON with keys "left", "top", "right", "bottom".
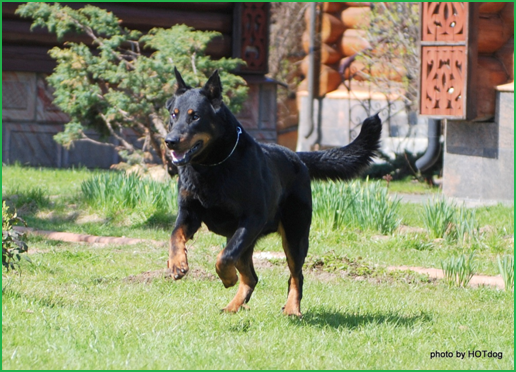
{"left": 179, "top": 169, "right": 234, "bottom": 209}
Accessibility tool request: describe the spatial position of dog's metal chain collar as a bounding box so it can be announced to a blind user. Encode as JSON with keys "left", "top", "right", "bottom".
{"left": 203, "top": 126, "right": 242, "bottom": 167}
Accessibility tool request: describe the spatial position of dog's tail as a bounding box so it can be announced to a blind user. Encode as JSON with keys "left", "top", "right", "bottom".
{"left": 297, "top": 114, "right": 382, "bottom": 181}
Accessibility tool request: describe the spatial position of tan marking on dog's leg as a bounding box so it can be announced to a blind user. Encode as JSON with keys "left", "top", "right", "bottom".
{"left": 222, "top": 251, "right": 257, "bottom": 313}
{"left": 278, "top": 223, "right": 303, "bottom": 317}
{"left": 168, "top": 226, "right": 189, "bottom": 280}
{"left": 222, "top": 271, "right": 255, "bottom": 313}
{"left": 283, "top": 276, "right": 302, "bottom": 317}
{"left": 215, "top": 250, "right": 238, "bottom": 288}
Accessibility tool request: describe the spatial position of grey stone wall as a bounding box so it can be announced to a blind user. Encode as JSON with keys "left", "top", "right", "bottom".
{"left": 443, "top": 90, "right": 514, "bottom": 202}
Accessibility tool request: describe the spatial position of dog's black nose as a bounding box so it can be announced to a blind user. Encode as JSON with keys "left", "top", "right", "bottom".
{"left": 165, "top": 135, "right": 180, "bottom": 149}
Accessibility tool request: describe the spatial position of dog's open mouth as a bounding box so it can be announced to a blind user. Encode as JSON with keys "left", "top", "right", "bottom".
{"left": 171, "top": 140, "right": 203, "bottom": 166}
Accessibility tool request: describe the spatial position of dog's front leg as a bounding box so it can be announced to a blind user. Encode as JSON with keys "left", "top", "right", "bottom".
{"left": 168, "top": 208, "right": 201, "bottom": 280}
{"left": 216, "top": 222, "right": 261, "bottom": 288}
{"left": 216, "top": 219, "right": 264, "bottom": 312}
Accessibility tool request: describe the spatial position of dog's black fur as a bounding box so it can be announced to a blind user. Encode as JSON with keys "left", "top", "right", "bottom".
{"left": 165, "top": 68, "right": 382, "bottom": 316}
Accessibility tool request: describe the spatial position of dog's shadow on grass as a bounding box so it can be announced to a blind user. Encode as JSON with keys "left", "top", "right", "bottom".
{"left": 295, "top": 308, "right": 432, "bottom": 330}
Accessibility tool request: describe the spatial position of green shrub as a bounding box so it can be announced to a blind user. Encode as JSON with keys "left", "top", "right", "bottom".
{"left": 16, "top": 3, "right": 248, "bottom": 173}
{"left": 497, "top": 255, "right": 514, "bottom": 291}
{"left": 5, "top": 186, "right": 50, "bottom": 211}
{"left": 441, "top": 253, "right": 475, "bottom": 288}
{"left": 422, "top": 198, "right": 455, "bottom": 239}
{"left": 312, "top": 180, "right": 401, "bottom": 234}
{"left": 446, "top": 206, "right": 479, "bottom": 246}
{"left": 423, "top": 199, "right": 480, "bottom": 244}
{"left": 2, "top": 202, "right": 30, "bottom": 272}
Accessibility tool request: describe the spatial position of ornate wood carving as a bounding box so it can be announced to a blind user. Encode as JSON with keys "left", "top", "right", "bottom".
{"left": 419, "top": 3, "right": 478, "bottom": 119}
{"left": 421, "top": 46, "right": 466, "bottom": 116}
{"left": 422, "top": 2, "right": 467, "bottom": 42}
{"left": 233, "top": 3, "right": 269, "bottom": 74}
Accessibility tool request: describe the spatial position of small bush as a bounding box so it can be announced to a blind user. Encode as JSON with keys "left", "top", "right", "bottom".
{"left": 423, "top": 199, "right": 480, "bottom": 244}
{"left": 422, "top": 198, "right": 455, "bottom": 239}
{"left": 441, "top": 253, "right": 475, "bottom": 288}
{"left": 7, "top": 186, "right": 50, "bottom": 211}
{"left": 312, "top": 180, "right": 401, "bottom": 234}
{"left": 2, "top": 202, "right": 29, "bottom": 272}
{"left": 497, "top": 255, "right": 514, "bottom": 291}
{"left": 446, "top": 206, "right": 479, "bottom": 246}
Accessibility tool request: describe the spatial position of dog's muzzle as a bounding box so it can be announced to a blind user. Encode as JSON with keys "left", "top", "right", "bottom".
{"left": 167, "top": 140, "right": 203, "bottom": 166}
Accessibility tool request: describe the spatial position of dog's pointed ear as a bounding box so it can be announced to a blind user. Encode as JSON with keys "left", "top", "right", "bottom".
{"left": 202, "top": 70, "right": 223, "bottom": 109}
{"left": 174, "top": 67, "right": 190, "bottom": 95}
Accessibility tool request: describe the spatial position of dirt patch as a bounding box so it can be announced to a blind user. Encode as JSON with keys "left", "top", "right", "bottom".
{"left": 124, "top": 268, "right": 217, "bottom": 284}
{"left": 14, "top": 226, "right": 164, "bottom": 247}
{"left": 387, "top": 265, "right": 505, "bottom": 290}
{"left": 14, "top": 228, "right": 508, "bottom": 289}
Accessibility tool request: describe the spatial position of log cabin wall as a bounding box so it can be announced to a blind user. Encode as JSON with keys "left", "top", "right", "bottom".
{"left": 2, "top": 2, "right": 276, "bottom": 168}
{"left": 296, "top": 2, "right": 427, "bottom": 156}
{"left": 432, "top": 2, "right": 514, "bottom": 202}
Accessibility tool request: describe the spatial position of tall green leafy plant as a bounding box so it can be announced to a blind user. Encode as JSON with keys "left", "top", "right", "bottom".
{"left": 2, "top": 202, "right": 29, "bottom": 272}
{"left": 16, "top": 3, "right": 248, "bottom": 175}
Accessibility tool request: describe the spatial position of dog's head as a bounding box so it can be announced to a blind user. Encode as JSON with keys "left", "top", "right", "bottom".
{"left": 164, "top": 68, "right": 225, "bottom": 166}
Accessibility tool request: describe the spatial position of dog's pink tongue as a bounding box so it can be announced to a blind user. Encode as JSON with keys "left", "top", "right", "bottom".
{"left": 171, "top": 151, "right": 186, "bottom": 162}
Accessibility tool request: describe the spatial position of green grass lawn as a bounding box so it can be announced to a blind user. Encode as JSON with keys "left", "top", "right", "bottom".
{"left": 2, "top": 165, "right": 514, "bottom": 369}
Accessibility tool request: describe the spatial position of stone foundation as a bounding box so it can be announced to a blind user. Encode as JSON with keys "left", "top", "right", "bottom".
{"left": 443, "top": 87, "right": 514, "bottom": 202}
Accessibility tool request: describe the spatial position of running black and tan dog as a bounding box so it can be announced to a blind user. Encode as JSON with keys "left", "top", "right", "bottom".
{"left": 165, "top": 68, "right": 382, "bottom": 317}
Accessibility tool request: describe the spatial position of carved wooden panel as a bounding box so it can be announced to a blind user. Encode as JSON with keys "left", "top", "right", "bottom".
{"left": 233, "top": 3, "right": 269, "bottom": 74}
{"left": 421, "top": 46, "right": 466, "bottom": 116}
{"left": 422, "top": 2, "right": 467, "bottom": 42}
{"left": 419, "top": 2, "right": 478, "bottom": 119}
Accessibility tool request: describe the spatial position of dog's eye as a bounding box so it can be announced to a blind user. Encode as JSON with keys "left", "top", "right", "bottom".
{"left": 192, "top": 114, "right": 200, "bottom": 121}
{"left": 171, "top": 113, "right": 177, "bottom": 121}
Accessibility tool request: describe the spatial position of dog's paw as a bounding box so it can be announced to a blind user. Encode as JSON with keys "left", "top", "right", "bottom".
{"left": 221, "top": 274, "right": 238, "bottom": 288}
{"left": 282, "top": 305, "right": 303, "bottom": 318}
{"left": 221, "top": 303, "right": 250, "bottom": 313}
{"left": 215, "top": 261, "right": 238, "bottom": 288}
{"left": 167, "top": 259, "right": 189, "bottom": 280}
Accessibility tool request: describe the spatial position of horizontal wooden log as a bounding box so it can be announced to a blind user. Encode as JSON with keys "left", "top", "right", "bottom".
{"left": 322, "top": 13, "right": 345, "bottom": 43}
{"left": 478, "top": 2, "right": 506, "bottom": 14}
{"left": 301, "top": 35, "right": 342, "bottom": 64}
{"left": 4, "top": 2, "right": 234, "bottom": 34}
{"left": 340, "top": 6, "right": 371, "bottom": 29}
{"left": 298, "top": 65, "right": 342, "bottom": 95}
{"left": 304, "top": 10, "right": 345, "bottom": 44}
{"left": 475, "top": 56, "right": 510, "bottom": 120}
{"left": 2, "top": 19, "right": 232, "bottom": 61}
{"left": 2, "top": 19, "right": 92, "bottom": 46}
{"left": 126, "top": 2, "right": 234, "bottom": 12}
{"left": 340, "top": 57, "right": 367, "bottom": 81}
{"left": 478, "top": 14, "right": 512, "bottom": 53}
{"left": 344, "top": 2, "right": 372, "bottom": 7}
{"left": 2, "top": 45, "right": 57, "bottom": 73}
{"left": 340, "top": 57, "right": 405, "bottom": 82}
{"left": 340, "top": 29, "right": 370, "bottom": 56}
{"left": 300, "top": 56, "right": 339, "bottom": 76}
{"left": 323, "top": 2, "right": 345, "bottom": 13}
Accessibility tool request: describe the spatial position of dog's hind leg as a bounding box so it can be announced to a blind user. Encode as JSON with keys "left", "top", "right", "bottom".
{"left": 278, "top": 196, "right": 311, "bottom": 317}
{"left": 221, "top": 245, "right": 258, "bottom": 313}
